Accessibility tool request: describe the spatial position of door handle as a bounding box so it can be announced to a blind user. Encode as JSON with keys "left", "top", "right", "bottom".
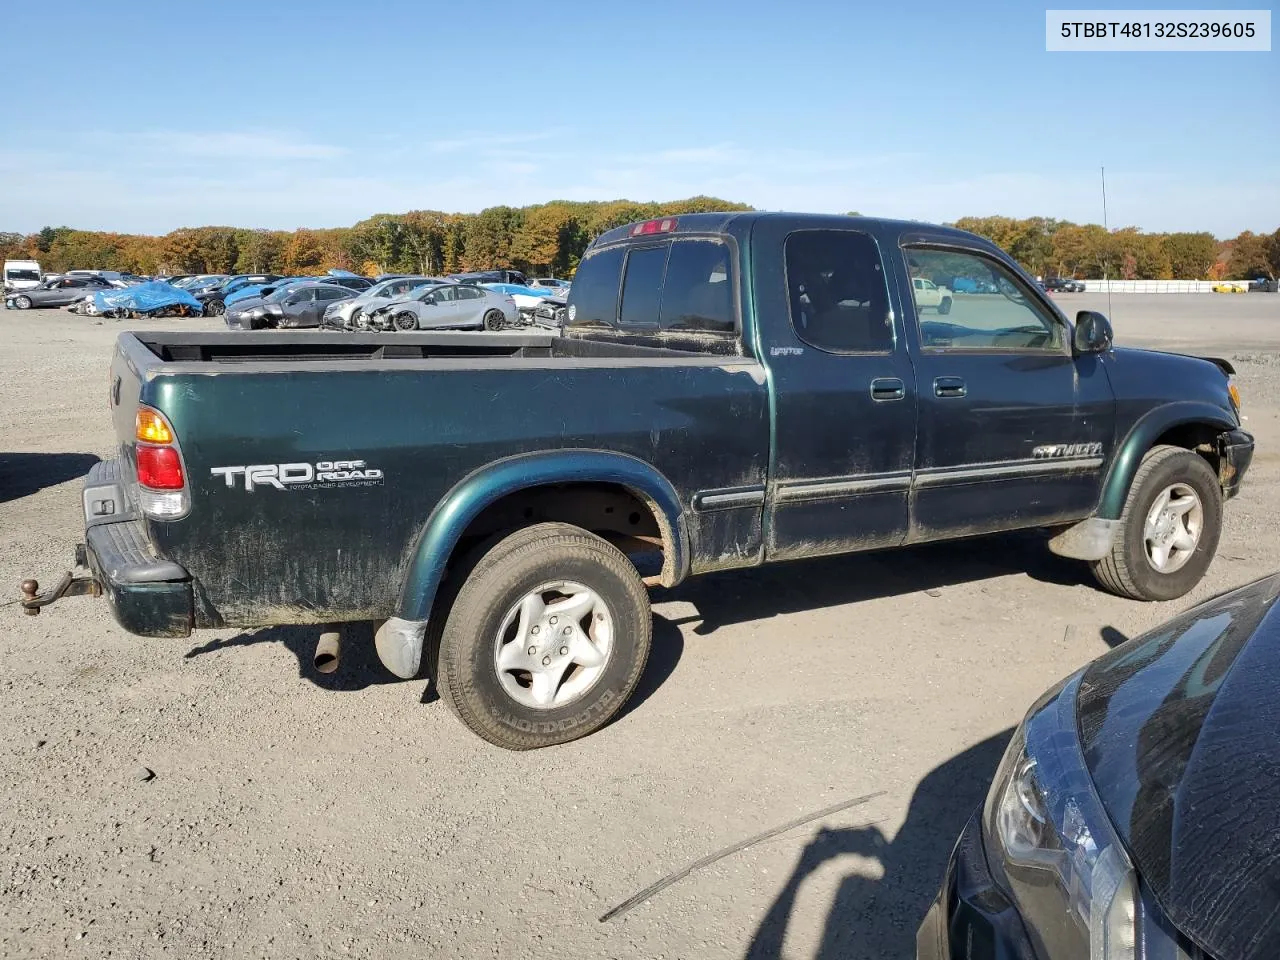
{"left": 870, "top": 377, "right": 906, "bottom": 402}
{"left": 933, "top": 377, "right": 967, "bottom": 398}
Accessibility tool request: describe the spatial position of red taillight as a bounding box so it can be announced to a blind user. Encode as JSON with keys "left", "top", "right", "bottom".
{"left": 629, "top": 217, "right": 678, "bottom": 237}
{"left": 137, "top": 445, "right": 185, "bottom": 489}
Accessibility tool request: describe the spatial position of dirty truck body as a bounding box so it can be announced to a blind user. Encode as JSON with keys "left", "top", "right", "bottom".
{"left": 58, "top": 213, "right": 1252, "bottom": 748}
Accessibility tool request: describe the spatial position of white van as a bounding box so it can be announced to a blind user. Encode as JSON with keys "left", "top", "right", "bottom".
{"left": 3, "top": 260, "right": 42, "bottom": 292}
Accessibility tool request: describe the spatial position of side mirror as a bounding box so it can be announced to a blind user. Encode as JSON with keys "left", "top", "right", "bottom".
{"left": 1073, "top": 310, "right": 1113, "bottom": 354}
{"left": 423, "top": 294, "right": 436, "bottom": 304}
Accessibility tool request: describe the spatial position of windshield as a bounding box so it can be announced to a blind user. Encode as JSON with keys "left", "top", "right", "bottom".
{"left": 6, "top": 269, "right": 40, "bottom": 282}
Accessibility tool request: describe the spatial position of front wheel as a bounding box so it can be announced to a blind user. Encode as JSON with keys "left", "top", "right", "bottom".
{"left": 434, "top": 522, "right": 652, "bottom": 750}
{"left": 392, "top": 311, "right": 418, "bottom": 331}
{"left": 1091, "top": 445, "right": 1222, "bottom": 601}
{"left": 12, "top": 295, "right": 31, "bottom": 310}
{"left": 204, "top": 299, "right": 225, "bottom": 317}
{"left": 483, "top": 308, "right": 505, "bottom": 331}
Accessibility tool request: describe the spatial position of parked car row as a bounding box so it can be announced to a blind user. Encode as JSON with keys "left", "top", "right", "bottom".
{"left": 4, "top": 262, "right": 573, "bottom": 326}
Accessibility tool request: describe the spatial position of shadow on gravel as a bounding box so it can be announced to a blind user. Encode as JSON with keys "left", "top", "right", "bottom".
{"left": 185, "top": 621, "right": 397, "bottom": 692}
{"left": 0, "top": 452, "right": 100, "bottom": 504}
{"left": 744, "top": 729, "right": 1013, "bottom": 960}
{"left": 655, "top": 530, "right": 1089, "bottom": 636}
{"left": 742, "top": 626, "right": 1131, "bottom": 960}
{"left": 183, "top": 614, "right": 686, "bottom": 722}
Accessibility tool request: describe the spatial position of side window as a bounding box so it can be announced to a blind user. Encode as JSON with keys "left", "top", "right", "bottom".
{"left": 618, "top": 245, "right": 668, "bottom": 326}
{"left": 660, "top": 240, "right": 734, "bottom": 332}
{"left": 432, "top": 286, "right": 455, "bottom": 302}
{"left": 316, "top": 287, "right": 348, "bottom": 301}
{"left": 784, "top": 230, "right": 894, "bottom": 354}
{"left": 457, "top": 286, "right": 483, "bottom": 300}
{"left": 905, "top": 247, "right": 1064, "bottom": 353}
{"left": 566, "top": 245, "right": 625, "bottom": 328}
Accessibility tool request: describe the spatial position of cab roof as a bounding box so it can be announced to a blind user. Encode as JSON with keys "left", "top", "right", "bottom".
{"left": 588, "top": 211, "right": 993, "bottom": 252}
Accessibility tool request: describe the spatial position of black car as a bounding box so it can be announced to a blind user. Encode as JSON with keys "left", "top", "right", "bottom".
{"left": 4, "top": 274, "right": 113, "bottom": 309}
{"left": 448, "top": 269, "right": 528, "bottom": 286}
{"left": 919, "top": 573, "right": 1280, "bottom": 960}
{"left": 192, "top": 275, "right": 281, "bottom": 317}
{"left": 325, "top": 274, "right": 374, "bottom": 292}
{"left": 1042, "top": 276, "right": 1085, "bottom": 293}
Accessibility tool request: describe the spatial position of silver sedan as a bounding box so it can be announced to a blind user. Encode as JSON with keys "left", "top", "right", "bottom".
{"left": 366, "top": 283, "right": 518, "bottom": 331}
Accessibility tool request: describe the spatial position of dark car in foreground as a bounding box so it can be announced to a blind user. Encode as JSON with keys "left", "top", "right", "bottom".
{"left": 919, "top": 573, "right": 1280, "bottom": 960}
{"left": 5, "top": 274, "right": 113, "bottom": 309}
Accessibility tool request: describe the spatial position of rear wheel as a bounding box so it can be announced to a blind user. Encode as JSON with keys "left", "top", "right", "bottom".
{"left": 483, "top": 308, "right": 505, "bottom": 331}
{"left": 434, "top": 522, "right": 652, "bottom": 750}
{"left": 12, "top": 295, "right": 31, "bottom": 310}
{"left": 1091, "top": 445, "right": 1222, "bottom": 601}
{"left": 937, "top": 297, "right": 952, "bottom": 315}
{"left": 392, "top": 311, "right": 418, "bottom": 331}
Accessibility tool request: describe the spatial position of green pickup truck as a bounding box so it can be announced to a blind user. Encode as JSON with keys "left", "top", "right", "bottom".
{"left": 25, "top": 213, "right": 1254, "bottom": 749}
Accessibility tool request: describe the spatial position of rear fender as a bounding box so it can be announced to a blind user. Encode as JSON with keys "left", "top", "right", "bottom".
{"left": 1097, "top": 402, "right": 1236, "bottom": 519}
{"left": 396, "top": 450, "right": 689, "bottom": 623}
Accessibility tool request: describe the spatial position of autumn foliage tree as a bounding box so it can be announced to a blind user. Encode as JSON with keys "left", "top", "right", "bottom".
{"left": 4, "top": 200, "right": 1275, "bottom": 282}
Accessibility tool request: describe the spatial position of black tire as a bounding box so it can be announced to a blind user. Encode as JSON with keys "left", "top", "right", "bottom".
{"left": 483, "top": 308, "right": 504, "bottom": 331}
{"left": 204, "top": 299, "right": 225, "bottom": 317}
{"left": 435, "top": 522, "right": 652, "bottom": 750}
{"left": 392, "top": 311, "right": 418, "bottom": 331}
{"left": 13, "top": 295, "right": 31, "bottom": 310}
{"left": 937, "top": 297, "right": 952, "bottom": 315}
{"left": 1091, "top": 445, "right": 1222, "bottom": 601}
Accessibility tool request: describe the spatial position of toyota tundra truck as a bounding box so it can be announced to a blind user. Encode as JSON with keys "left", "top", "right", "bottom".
{"left": 23, "top": 212, "right": 1254, "bottom": 750}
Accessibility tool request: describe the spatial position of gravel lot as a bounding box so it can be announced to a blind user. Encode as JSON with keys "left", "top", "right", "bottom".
{"left": 2, "top": 295, "right": 1278, "bottom": 960}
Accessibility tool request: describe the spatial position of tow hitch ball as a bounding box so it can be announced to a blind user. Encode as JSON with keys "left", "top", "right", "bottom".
{"left": 20, "top": 545, "right": 102, "bottom": 614}
{"left": 20, "top": 574, "right": 102, "bottom": 614}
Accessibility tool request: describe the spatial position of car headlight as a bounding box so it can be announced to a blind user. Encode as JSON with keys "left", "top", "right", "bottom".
{"left": 982, "top": 672, "right": 1137, "bottom": 959}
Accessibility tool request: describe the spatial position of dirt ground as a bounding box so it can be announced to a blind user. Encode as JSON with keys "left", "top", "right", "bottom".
{"left": 2, "top": 294, "right": 1278, "bottom": 960}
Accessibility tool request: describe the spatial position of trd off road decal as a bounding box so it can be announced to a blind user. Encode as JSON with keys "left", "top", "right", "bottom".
{"left": 210, "top": 460, "right": 384, "bottom": 492}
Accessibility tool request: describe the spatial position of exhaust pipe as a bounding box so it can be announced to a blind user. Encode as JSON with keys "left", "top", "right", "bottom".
{"left": 314, "top": 628, "right": 342, "bottom": 674}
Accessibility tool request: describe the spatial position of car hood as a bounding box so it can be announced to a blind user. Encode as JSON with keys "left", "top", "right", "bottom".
{"left": 1076, "top": 574, "right": 1280, "bottom": 959}
{"left": 227, "top": 295, "right": 270, "bottom": 312}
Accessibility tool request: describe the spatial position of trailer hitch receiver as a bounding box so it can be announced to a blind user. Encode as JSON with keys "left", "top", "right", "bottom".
{"left": 20, "top": 571, "right": 102, "bottom": 615}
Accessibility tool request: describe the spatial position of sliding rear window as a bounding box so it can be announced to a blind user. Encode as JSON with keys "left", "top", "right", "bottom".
{"left": 568, "top": 237, "right": 735, "bottom": 333}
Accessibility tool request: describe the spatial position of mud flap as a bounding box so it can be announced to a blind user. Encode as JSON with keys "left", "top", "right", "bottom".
{"left": 374, "top": 617, "right": 428, "bottom": 679}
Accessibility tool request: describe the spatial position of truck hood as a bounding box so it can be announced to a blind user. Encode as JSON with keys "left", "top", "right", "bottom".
{"left": 1076, "top": 575, "right": 1280, "bottom": 960}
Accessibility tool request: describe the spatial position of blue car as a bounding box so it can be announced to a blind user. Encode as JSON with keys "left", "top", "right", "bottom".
{"left": 224, "top": 276, "right": 311, "bottom": 306}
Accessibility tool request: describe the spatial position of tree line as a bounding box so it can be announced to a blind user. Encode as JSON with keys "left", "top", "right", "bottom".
{"left": 2, "top": 200, "right": 1276, "bottom": 281}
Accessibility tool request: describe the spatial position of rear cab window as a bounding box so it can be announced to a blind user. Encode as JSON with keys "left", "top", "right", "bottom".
{"left": 568, "top": 236, "right": 736, "bottom": 336}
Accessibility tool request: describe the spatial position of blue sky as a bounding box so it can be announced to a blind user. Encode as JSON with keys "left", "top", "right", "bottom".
{"left": 3, "top": 0, "right": 1275, "bottom": 236}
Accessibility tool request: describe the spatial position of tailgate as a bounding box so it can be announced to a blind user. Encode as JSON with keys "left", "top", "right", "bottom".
{"left": 107, "top": 333, "right": 161, "bottom": 474}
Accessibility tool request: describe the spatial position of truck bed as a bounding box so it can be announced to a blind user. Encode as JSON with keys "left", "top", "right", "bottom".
{"left": 110, "top": 330, "right": 770, "bottom": 628}
{"left": 130, "top": 330, "right": 731, "bottom": 365}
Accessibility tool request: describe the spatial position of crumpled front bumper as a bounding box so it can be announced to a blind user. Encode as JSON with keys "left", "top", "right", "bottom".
{"left": 1219, "top": 428, "right": 1254, "bottom": 500}
{"left": 916, "top": 811, "right": 1038, "bottom": 960}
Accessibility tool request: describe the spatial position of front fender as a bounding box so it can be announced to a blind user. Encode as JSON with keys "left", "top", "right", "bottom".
{"left": 1097, "top": 401, "right": 1237, "bottom": 519}
{"left": 396, "top": 449, "right": 689, "bottom": 622}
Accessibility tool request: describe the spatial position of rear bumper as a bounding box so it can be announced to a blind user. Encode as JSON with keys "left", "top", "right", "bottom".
{"left": 85, "top": 521, "right": 193, "bottom": 637}
{"left": 916, "top": 812, "right": 1038, "bottom": 960}
{"left": 1220, "top": 428, "right": 1254, "bottom": 500}
{"left": 83, "top": 459, "right": 193, "bottom": 637}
